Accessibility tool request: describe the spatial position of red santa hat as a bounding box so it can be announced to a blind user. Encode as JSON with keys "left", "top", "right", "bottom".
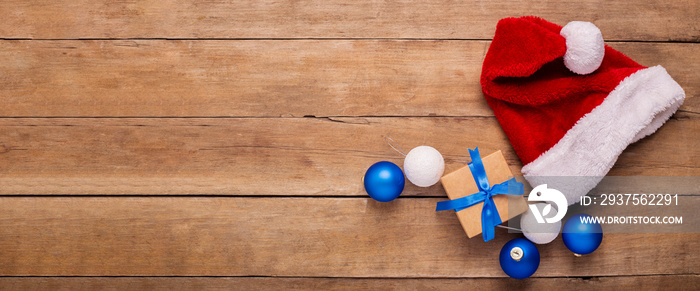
{"left": 481, "top": 16, "right": 685, "bottom": 205}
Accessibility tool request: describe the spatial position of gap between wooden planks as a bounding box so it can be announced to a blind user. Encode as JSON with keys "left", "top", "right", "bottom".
{"left": 0, "top": 116, "right": 697, "bottom": 195}
{"left": 0, "top": 41, "right": 697, "bottom": 117}
{"left": 0, "top": 275, "right": 698, "bottom": 291}
{"left": 0, "top": 0, "right": 697, "bottom": 41}
{"left": 0, "top": 197, "right": 697, "bottom": 277}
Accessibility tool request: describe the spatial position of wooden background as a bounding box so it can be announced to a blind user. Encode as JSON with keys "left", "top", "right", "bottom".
{"left": 0, "top": 1, "right": 698, "bottom": 290}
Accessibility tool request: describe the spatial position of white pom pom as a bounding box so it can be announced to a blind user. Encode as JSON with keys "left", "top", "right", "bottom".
{"left": 520, "top": 203, "right": 561, "bottom": 244}
{"left": 403, "top": 146, "right": 445, "bottom": 187}
{"left": 560, "top": 21, "right": 605, "bottom": 75}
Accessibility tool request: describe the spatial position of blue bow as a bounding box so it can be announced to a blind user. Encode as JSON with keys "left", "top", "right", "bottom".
{"left": 436, "top": 148, "right": 523, "bottom": 241}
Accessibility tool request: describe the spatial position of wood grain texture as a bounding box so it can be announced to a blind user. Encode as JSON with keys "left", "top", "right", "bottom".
{"left": 0, "top": 116, "right": 697, "bottom": 195}
{"left": 0, "top": 40, "right": 697, "bottom": 118}
{"left": 1, "top": 1, "right": 698, "bottom": 41}
{"left": 0, "top": 197, "right": 697, "bottom": 277}
{"left": 0, "top": 275, "right": 698, "bottom": 291}
{"left": 2, "top": 1, "right": 698, "bottom": 286}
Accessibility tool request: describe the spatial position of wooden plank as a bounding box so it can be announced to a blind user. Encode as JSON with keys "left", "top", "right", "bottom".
{"left": 0, "top": 116, "right": 697, "bottom": 195}
{"left": 0, "top": 1, "right": 697, "bottom": 41}
{"left": 0, "top": 40, "right": 697, "bottom": 118}
{"left": 0, "top": 275, "right": 698, "bottom": 291}
{"left": 0, "top": 197, "right": 697, "bottom": 276}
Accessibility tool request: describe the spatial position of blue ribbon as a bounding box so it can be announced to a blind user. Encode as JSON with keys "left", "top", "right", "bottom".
{"left": 436, "top": 148, "right": 523, "bottom": 242}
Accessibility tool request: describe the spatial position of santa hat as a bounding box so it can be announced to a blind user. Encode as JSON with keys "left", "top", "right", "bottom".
{"left": 481, "top": 16, "right": 685, "bottom": 205}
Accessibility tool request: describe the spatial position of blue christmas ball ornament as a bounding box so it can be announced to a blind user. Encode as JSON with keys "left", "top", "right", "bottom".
{"left": 562, "top": 214, "right": 603, "bottom": 255}
{"left": 499, "top": 238, "right": 540, "bottom": 279}
{"left": 363, "top": 161, "right": 405, "bottom": 202}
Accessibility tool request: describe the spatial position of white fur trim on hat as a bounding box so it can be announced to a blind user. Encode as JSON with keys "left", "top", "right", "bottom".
{"left": 560, "top": 21, "right": 605, "bottom": 75}
{"left": 521, "top": 66, "right": 685, "bottom": 205}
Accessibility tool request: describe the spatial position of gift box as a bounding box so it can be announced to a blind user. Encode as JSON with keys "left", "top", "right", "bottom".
{"left": 440, "top": 150, "right": 528, "bottom": 239}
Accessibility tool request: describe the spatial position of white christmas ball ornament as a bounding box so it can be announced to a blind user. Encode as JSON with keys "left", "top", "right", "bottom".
{"left": 560, "top": 21, "right": 605, "bottom": 75}
{"left": 521, "top": 203, "right": 562, "bottom": 244}
{"left": 403, "top": 146, "right": 445, "bottom": 187}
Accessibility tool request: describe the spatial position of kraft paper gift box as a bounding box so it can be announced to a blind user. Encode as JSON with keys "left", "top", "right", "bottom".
{"left": 440, "top": 150, "right": 529, "bottom": 238}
